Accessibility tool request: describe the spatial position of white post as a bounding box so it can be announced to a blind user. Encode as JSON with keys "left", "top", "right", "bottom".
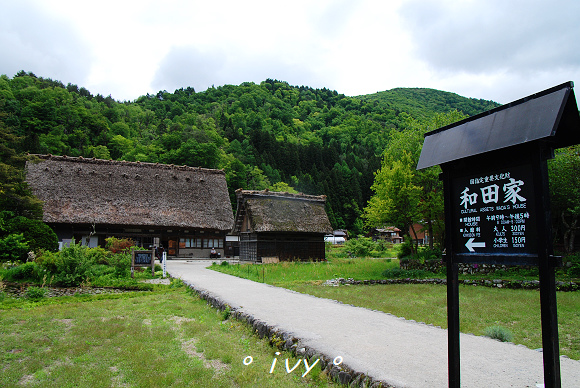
{"left": 162, "top": 252, "right": 167, "bottom": 278}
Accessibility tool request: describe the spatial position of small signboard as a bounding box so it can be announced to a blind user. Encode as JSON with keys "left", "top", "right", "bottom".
{"left": 451, "top": 163, "right": 538, "bottom": 264}
{"left": 131, "top": 249, "right": 155, "bottom": 277}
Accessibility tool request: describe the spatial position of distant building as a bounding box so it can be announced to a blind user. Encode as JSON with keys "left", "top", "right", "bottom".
{"left": 368, "top": 227, "right": 403, "bottom": 244}
{"left": 325, "top": 230, "right": 348, "bottom": 244}
{"left": 25, "top": 155, "right": 234, "bottom": 258}
{"left": 409, "top": 223, "right": 430, "bottom": 246}
{"left": 232, "top": 189, "right": 333, "bottom": 262}
{"left": 324, "top": 235, "right": 346, "bottom": 244}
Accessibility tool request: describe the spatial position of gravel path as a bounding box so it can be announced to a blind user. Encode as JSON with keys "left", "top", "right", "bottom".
{"left": 167, "top": 259, "right": 580, "bottom": 387}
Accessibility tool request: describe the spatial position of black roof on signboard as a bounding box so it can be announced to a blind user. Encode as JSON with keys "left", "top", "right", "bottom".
{"left": 417, "top": 81, "right": 580, "bottom": 169}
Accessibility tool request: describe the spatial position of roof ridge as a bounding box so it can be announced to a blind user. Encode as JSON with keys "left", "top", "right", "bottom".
{"left": 28, "top": 154, "right": 225, "bottom": 175}
{"left": 235, "top": 189, "right": 327, "bottom": 201}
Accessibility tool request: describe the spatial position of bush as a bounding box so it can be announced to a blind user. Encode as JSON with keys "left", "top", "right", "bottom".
{"left": 344, "top": 236, "right": 377, "bottom": 257}
{"left": 5, "top": 261, "right": 40, "bottom": 281}
{"left": 4, "top": 216, "right": 58, "bottom": 252}
{"left": 87, "top": 264, "right": 115, "bottom": 279}
{"left": 26, "top": 286, "right": 47, "bottom": 300}
{"left": 109, "top": 253, "right": 131, "bottom": 277}
{"left": 105, "top": 237, "right": 135, "bottom": 253}
{"left": 562, "top": 252, "right": 580, "bottom": 278}
{"left": 36, "top": 247, "right": 133, "bottom": 286}
{"left": 375, "top": 240, "right": 393, "bottom": 252}
{"left": 397, "top": 240, "right": 413, "bottom": 259}
{"left": 483, "top": 326, "right": 513, "bottom": 342}
{"left": 414, "top": 248, "right": 443, "bottom": 262}
{"left": 35, "top": 249, "right": 58, "bottom": 273}
{"left": 563, "top": 252, "right": 580, "bottom": 264}
{"left": 43, "top": 242, "right": 96, "bottom": 287}
{"left": 0, "top": 233, "right": 29, "bottom": 262}
{"left": 83, "top": 246, "right": 110, "bottom": 264}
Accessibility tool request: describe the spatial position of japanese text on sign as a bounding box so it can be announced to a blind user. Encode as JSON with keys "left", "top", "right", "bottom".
{"left": 453, "top": 165, "right": 536, "bottom": 256}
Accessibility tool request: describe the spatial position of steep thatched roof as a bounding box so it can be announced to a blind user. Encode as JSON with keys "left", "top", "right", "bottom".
{"left": 234, "top": 189, "right": 333, "bottom": 234}
{"left": 25, "top": 155, "right": 234, "bottom": 231}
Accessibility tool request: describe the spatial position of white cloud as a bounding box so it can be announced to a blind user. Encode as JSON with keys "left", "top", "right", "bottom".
{"left": 0, "top": 1, "right": 93, "bottom": 87}
{"left": 1, "top": 0, "right": 579, "bottom": 104}
{"left": 152, "top": 46, "right": 226, "bottom": 92}
{"left": 397, "top": 0, "right": 580, "bottom": 103}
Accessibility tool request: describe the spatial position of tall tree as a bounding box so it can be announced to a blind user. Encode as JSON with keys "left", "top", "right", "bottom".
{"left": 363, "top": 111, "right": 467, "bottom": 250}
{"left": 0, "top": 114, "right": 43, "bottom": 219}
{"left": 363, "top": 151, "right": 422, "bottom": 250}
{"left": 549, "top": 145, "right": 580, "bottom": 253}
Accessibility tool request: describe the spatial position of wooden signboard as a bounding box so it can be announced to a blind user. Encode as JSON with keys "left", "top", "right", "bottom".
{"left": 417, "top": 82, "right": 580, "bottom": 388}
{"left": 131, "top": 249, "right": 155, "bottom": 277}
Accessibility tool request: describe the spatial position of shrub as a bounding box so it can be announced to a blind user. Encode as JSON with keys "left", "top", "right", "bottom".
{"left": 46, "top": 242, "right": 96, "bottom": 287}
{"left": 35, "top": 249, "right": 58, "bottom": 273}
{"left": 569, "top": 263, "right": 580, "bottom": 278}
{"left": 104, "top": 253, "right": 131, "bottom": 278}
{"left": 414, "top": 248, "right": 443, "bottom": 262}
{"left": 26, "top": 286, "right": 47, "bottom": 300}
{"left": 4, "top": 216, "right": 58, "bottom": 252}
{"left": 83, "top": 246, "right": 110, "bottom": 264}
{"left": 0, "top": 233, "right": 29, "bottom": 262}
{"left": 87, "top": 264, "right": 115, "bottom": 279}
{"left": 5, "top": 261, "right": 40, "bottom": 281}
{"left": 344, "top": 236, "right": 376, "bottom": 257}
{"left": 562, "top": 252, "right": 580, "bottom": 278}
{"left": 483, "top": 326, "right": 513, "bottom": 342}
{"left": 397, "top": 240, "right": 413, "bottom": 259}
{"left": 563, "top": 252, "right": 580, "bottom": 264}
{"left": 105, "top": 237, "right": 135, "bottom": 253}
{"left": 375, "top": 240, "right": 393, "bottom": 252}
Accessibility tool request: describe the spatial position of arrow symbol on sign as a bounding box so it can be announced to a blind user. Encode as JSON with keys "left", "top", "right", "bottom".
{"left": 466, "top": 238, "right": 486, "bottom": 252}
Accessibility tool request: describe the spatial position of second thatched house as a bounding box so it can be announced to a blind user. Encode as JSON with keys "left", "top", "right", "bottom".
{"left": 25, "top": 155, "right": 234, "bottom": 258}
{"left": 232, "top": 189, "right": 333, "bottom": 262}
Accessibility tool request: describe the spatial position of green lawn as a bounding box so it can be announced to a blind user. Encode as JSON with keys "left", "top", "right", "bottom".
{"left": 0, "top": 283, "right": 334, "bottom": 388}
{"left": 211, "top": 257, "right": 399, "bottom": 286}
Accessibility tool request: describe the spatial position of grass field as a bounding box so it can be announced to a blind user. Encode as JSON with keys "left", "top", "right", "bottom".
{"left": 211, "top": 257, "right": 580, "bottom": 361}
{"left": 0, "top": 282, "right": 334, "bottom": 388}
{"left": 211, "top": 257, "right": 399, "bottom": 287}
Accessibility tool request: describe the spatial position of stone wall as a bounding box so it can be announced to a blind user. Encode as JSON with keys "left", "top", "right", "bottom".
{"left": 323, "top": 276, "right": 579, "bottom": 291}
{"left": 400, "top": 259, "right": 539, "bottom": 275}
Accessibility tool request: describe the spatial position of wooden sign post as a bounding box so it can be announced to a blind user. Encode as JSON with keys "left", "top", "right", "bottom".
{"left": 417, "top": 82, "right": 580, "bottom": 388}
{"left": 131, "top": 249, "right": 156, "bottom": 277}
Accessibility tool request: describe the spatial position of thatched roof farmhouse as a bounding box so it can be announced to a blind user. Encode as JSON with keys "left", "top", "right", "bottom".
{"left": 26, "top": 155, "right": 234, "bottom": 257}
{"left": 233, "top": 189, "right": 332, "bottom": 262}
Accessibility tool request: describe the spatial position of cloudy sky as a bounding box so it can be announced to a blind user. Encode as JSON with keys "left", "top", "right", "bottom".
{"left": 2, "top": 0, "right": 579, "bottom": 105}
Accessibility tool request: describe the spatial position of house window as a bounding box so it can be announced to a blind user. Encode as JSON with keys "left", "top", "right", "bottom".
{"left": 179, "top": 238, "right": 222, "bottom": 248}
{"left": 204, "top": 238, "right": 223, "bottom": 249}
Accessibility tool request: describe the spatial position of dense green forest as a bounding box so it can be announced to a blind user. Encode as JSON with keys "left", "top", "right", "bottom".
{"left": 0, "top": 71, "right": 500, "bottom": 235}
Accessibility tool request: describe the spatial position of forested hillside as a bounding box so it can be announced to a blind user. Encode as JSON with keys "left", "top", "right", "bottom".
{"left": 0, "top": 71, "right": 500, "bottom": 233}
{"left": 358, "top": 88, "right": 499, "bottom": 121}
